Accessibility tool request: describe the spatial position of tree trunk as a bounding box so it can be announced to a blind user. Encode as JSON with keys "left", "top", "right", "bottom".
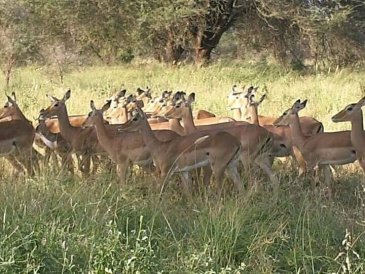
{"left": 195, "top": 47, "right": 212, "bottom": 66}
{"left": 165, "top": 28, "right": 185, "bottom": 64}
{"left": 4, "top": 70, "right": 10, "bottom": 88}
{"left": 3, "top": 56, "right": 15, "bottom": 88}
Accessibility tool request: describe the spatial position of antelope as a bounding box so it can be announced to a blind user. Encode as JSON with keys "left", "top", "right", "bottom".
{"left": 43, "top": 115, "right": 88, "bottom": 134}
{"left": 41, "top": 90, "right": 104, "bottom": 175}
{"left": 332, "top": 97, "right": 365, "bottom": 171}
{"left": 163, "top": 92, "right": 279, "bottom": 190}
{"left": 0, "top": 93, "right": 38, "bottom": 175}
{"left": 274, "top": 99, "right": 356, "bottom": 196}
{"left": 228, "top": 85, "right": 324, "bottom": 135}
{"left": 135, "top": 87, "right": 152, "bottom": 107}
{"left": 82, "top": 100, "right": 180, "bottom": 183}
{"left": 120, "top": 108, "right": 242, "bottom": 195}
{"left": 195, "top": 109, "right": 216, "bottom": 119}
{"left": 245, "top": 92, "right": 306, "bottom": 174}
{"left": 35, "top": 110, "right": 74, "bottom": 173}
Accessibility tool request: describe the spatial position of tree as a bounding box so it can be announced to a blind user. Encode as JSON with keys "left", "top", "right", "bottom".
{"left": 0, "top": 0, "right": 40, "bottom": 87}
{"left": 189, "top": 0, "right": 247, "bottom": 65}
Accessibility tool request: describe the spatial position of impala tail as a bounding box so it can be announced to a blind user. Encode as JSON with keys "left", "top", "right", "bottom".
{"left": 193, "top": 135, "right": 211, "bottom": 145}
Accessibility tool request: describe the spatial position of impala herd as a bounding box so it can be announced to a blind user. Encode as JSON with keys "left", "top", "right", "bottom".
{"left": 1, "top": 85, "right": 364, "bottom": 198}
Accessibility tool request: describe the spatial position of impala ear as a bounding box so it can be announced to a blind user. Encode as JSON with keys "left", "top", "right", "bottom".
{"left": 117, "top": 89, "right": 126, "bottom": 98}
{"left": 173, "top": 91, "right": 182, "bottom": 102}
{"left": 187, "top": 93, "right": 195, "bottom": 105}
{"left": 145, "top": 87, "right": 152, "bottom": 98}
{"left": 293, "top": 99, "right": 301, "bottom": 106}
{"left": 90, "top": 100, "right": 96, "bottom": 110}
{"left": 38, "top": 109, "right": 46, "bottom": 121}
{"left": 247, "top": 93, "right": 254, "bottom": 104}
{"left": 47, "top": 94, "right": 59, "bottom": 102}
{"left": 6, "top": 95, "right": 14, "bottom": 105}
{"left": 101, "top": 100, "right": 111, "bottom": 112}
{"left": 11, "top": 92, "right": 17, "bottom": 102}
{"left": 356, "top": 97, "right": 365, "bottom": 108}
{"left": 259, "top": 94, "right": 267, "bottom": 104}
{"left": 291, "top": 99, "right": 302, "bottom": 110}
{"left": 136, "top": 87, "right": 144, "bottom": 95}
{"left": 135, "top": 107, "right": 146, "bottom": 120}
{"left": 300, "top": 99, "right": 308, "bottom": 108}
{"left": 63, "top": 89, "right": 71, "bottom": 101}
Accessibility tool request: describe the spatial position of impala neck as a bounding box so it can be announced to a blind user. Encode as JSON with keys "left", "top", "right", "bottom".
{"left": 93, "top": 115, "right": 113, "bottom": 153}
{"left": 13, "top": 107, "right": 30, "bottom": 122}
{"left": 169, "top": 118, "right": 185, "bottom": 135}
{"left": 231, "top": 108, "right": 241, "bottom": 121}
{"left": 115, "top": 106, "right": 128, "bottom": 123}
{"left": 247, "top": 105, "right": 259, "bottom": 125}
{"left": 140, "top": 119, "right": 161, "bottom": 155}
{"left": 181, "top": 107, "right": 197, "bottom": 134}
{"left": 289, "top": 113, "right": 306, "bottom": 149}
{"left": 350, "top": 110, "right": 365, "bottom": 144}
{"left": 57, "top": 104, "right": 78, "bottom": 141}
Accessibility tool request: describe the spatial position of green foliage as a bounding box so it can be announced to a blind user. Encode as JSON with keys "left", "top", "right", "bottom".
{"left": 1, "top": 0, "right": 365, "bottom": 70}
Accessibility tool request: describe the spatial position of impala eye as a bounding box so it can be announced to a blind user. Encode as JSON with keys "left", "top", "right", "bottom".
{"left": 54, "top": 103, "right": 59, "bottom": 107}
{"left": 347, "top": 107, "right": 353, "bottom": 111}
{"left": 283, "top": 112, "right": 287, "bottom": 115}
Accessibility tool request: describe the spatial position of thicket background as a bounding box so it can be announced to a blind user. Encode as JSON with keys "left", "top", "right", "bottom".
{"left": 1, "top": 0, "right": 365, "bottom": 87}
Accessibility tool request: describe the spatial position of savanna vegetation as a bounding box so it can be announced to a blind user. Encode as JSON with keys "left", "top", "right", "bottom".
{"left": 1, "top": 0, "right": 365, "bottom": 273}
{"left": 0, "top": 65, "right": 364, "bottom": 273}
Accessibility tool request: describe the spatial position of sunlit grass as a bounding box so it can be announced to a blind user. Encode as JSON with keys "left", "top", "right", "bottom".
{"left": 0, "top": 63, "right": 365, "bottom": 272}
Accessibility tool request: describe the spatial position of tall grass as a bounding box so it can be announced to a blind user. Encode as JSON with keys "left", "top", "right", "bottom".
{"left": 0, "top": 63, "right": 364, "bottom": 273}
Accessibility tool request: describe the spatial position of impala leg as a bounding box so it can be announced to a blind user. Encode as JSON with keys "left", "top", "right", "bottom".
{"left": 78, "top": 154, "right": 91, "bottom": 175}
{"left": 5, "top": 154, "right": 25, "bottom": 176}
{"left": 211, "top": 164, "right": 226, "bottom": 198}
{"left": 31, "top": 148, "right": 41, "bottom": 175}
{"left": 292, "top": 146, "right": 307, "bottom": 177}
{"left": 43, "top": 147, "right": 52, "bottom": 167}
{"left": 321, "top": 164, "right": 333, "bottom": 199}
{"left": 239, "top": 153, "right": 254, "bottom": 188}
{"left": 202, "top": 166, "right": 212, "bottom": 186}
{"left": 254, "top": 153, "right": 279, "bottom": 193}
{"left": 61, "top": 152, "right": 74, "bottom": 175}
{"left": 91, "top": 155, "right": 100, "bottom": 174}
{"left": 358, "top": 158, "right": 365, "bottom": 172}
{"left": 180, "top": 172, "right": 192, "bottom": 198}
{"left": 50, "top": 151, "right": 60, "bottom": 169}
{"left": 225, "top": 159, "right": 243, "bottom": 193}
{"left": 116, "top": 161, "right": 129, "bottom": 184}
{"left": 16, "top": 148, "right": 36, "bottom": 176}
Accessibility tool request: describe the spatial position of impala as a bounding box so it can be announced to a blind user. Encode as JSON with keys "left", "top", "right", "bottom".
{"left": 35, "top": 110, "right": 74, "bottom": 173}
{"left": 332, "top": 96, "right": 365, "bottom": 171}
{"left": 135, "top": 87, "right": 152, "bottom": 107}
{"left": 82, "top": 100, "right": 180, "bottom": 183}
{"left": 0, "top": 93, "right": 38, "bottom": 175}
{"left": 41, "top": 90, "right": 103, "bottom": 175}
{"left": 228, "top": 85, "right": 324, "bottom": 135}
{"left": 163, "top": 92, "right": 279, "bottom": 190}
{"left": 274, "top": 99, "right": 356, "bottom": 196}
{"left": 245, "top": 92, "right": 306, "bottom": 174}
{"left": 120, "top": 107, "right": 243, "bottom": 195}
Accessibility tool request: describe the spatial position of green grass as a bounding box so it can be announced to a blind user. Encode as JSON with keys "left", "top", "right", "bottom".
{"left": 0, "top": 63, "right": 365, "bottom": 273}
